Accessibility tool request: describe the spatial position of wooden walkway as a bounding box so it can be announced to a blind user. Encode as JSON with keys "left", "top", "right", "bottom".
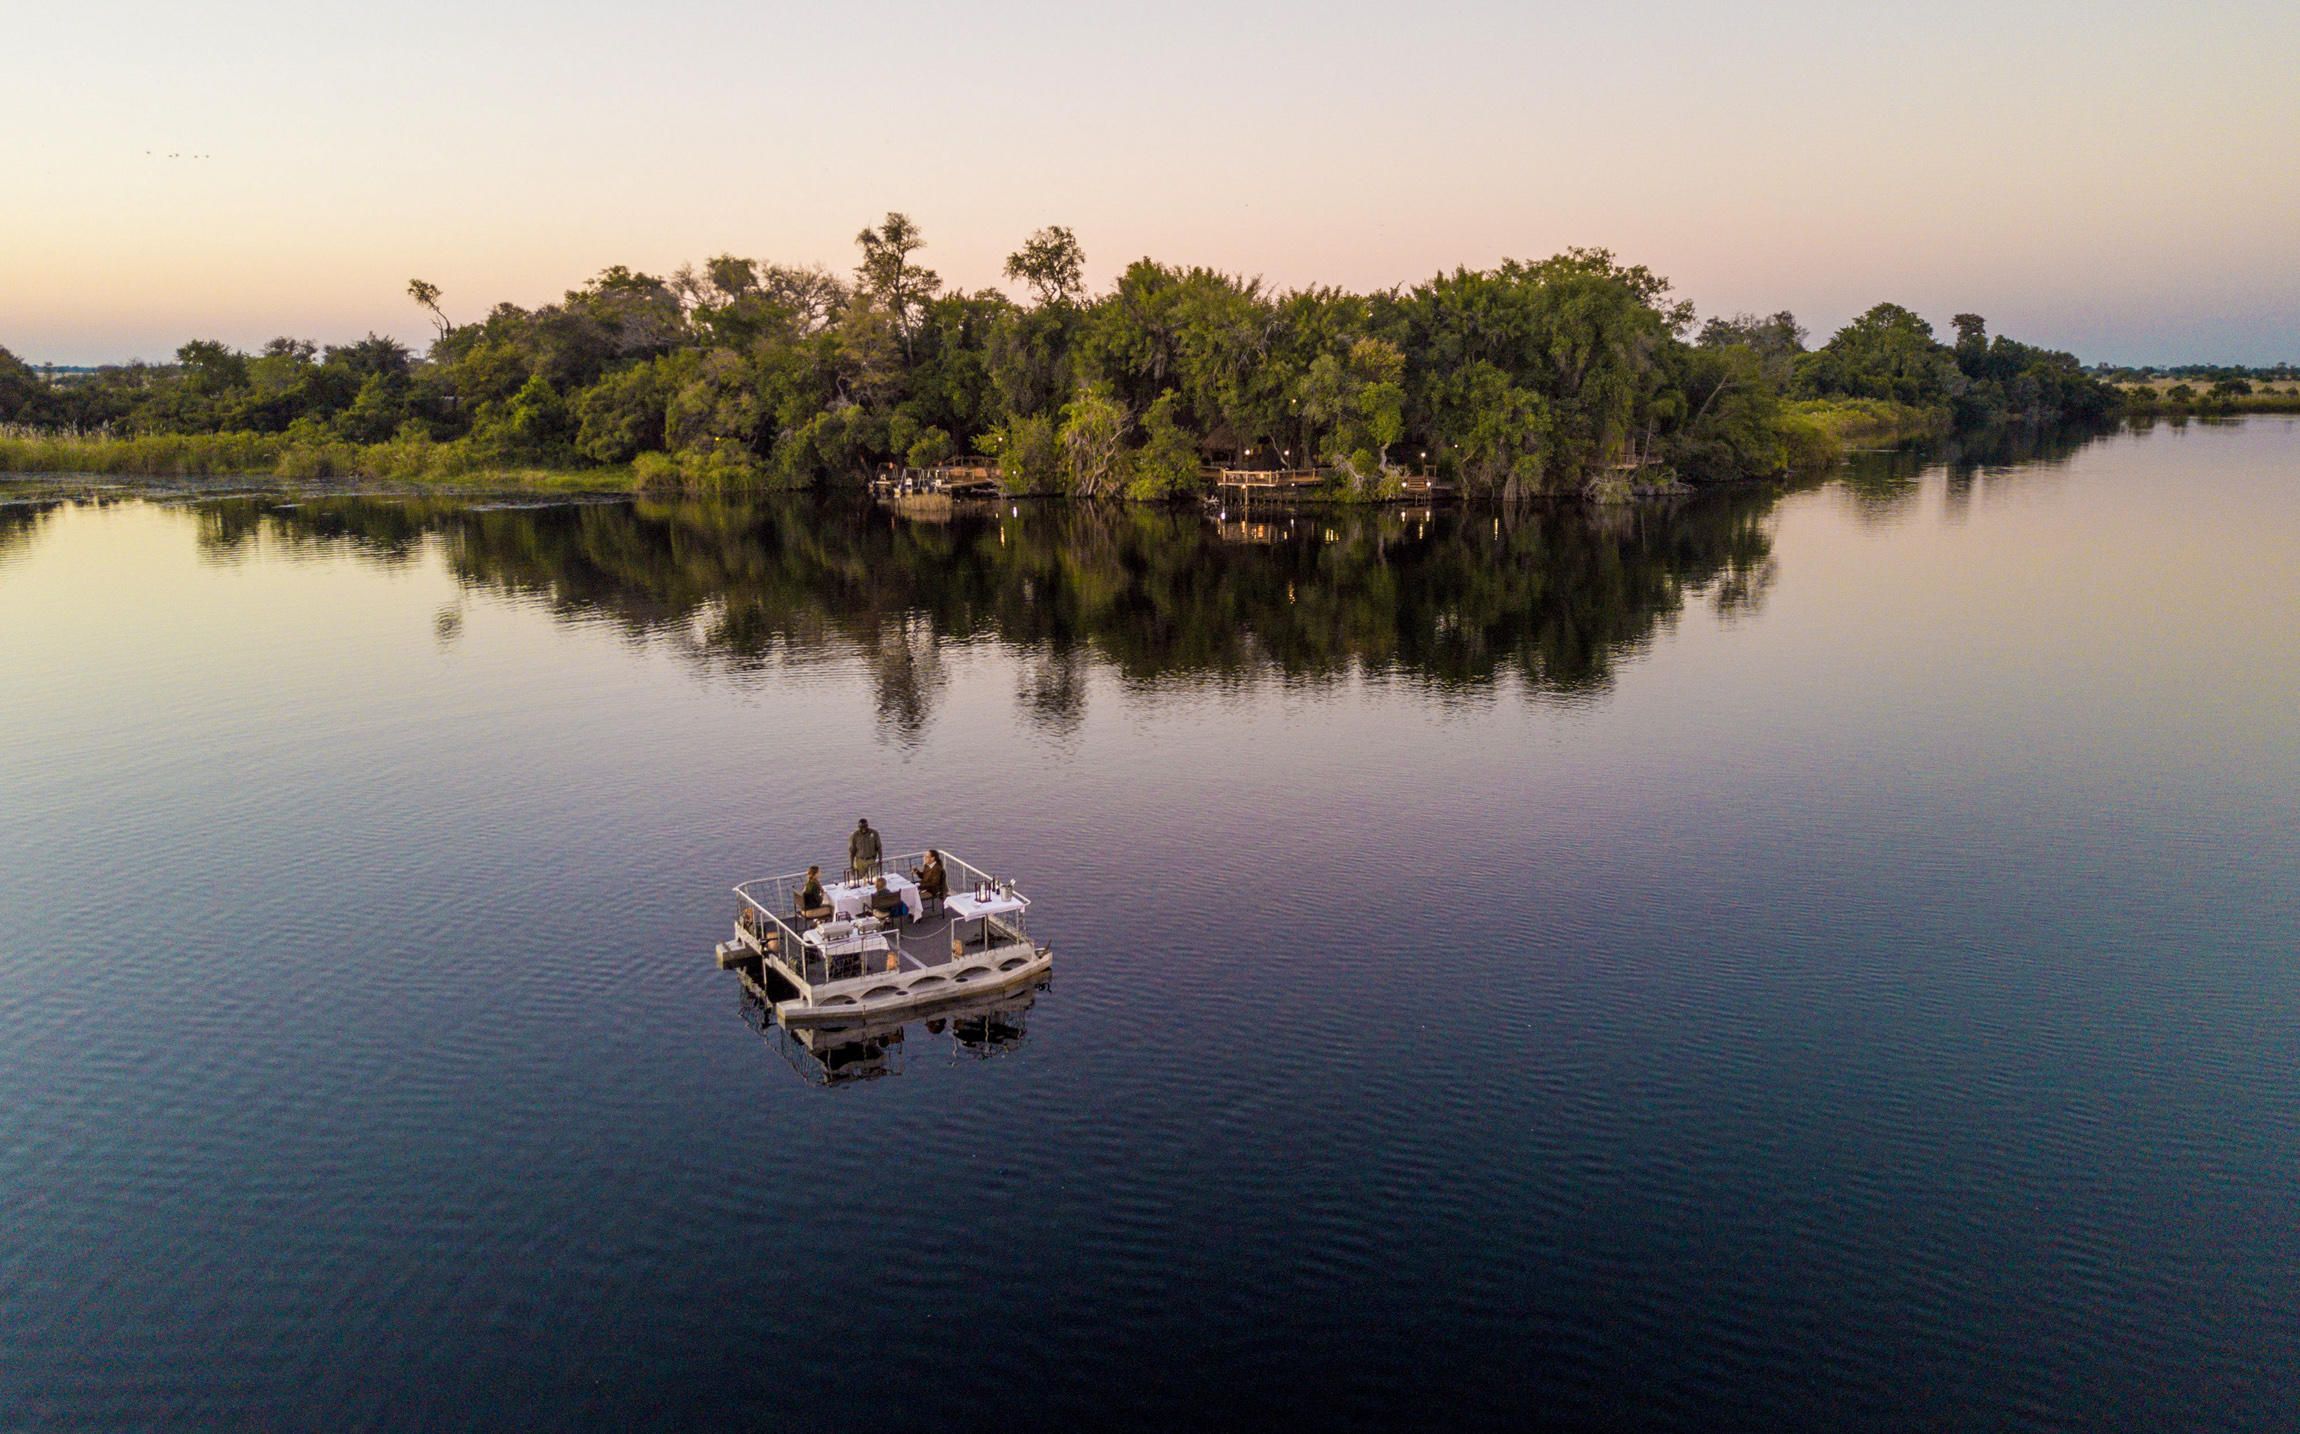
{"left": 1213, "top": 467, "right": 1331, "bottom": 494}
{"left": 874, "top": 456, "right": 1005, "bottom": 499}
{"left": 1214, "top": 467, "right": 1459, "bottom": 503}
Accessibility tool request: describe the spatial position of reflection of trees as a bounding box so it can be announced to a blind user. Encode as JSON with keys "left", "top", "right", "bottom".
{"left": 1017, "top": 644, "right": 1090, "bottom": 734}
{"left": 208, "top": 489, "right": 1791, "bottom": 728}
{"left": 1945, "top": 418, "right": 2113, "bottom": 475}
{"left": 0, "top": 499, "right": 60, "bottom": 568}
{"left": 1846, "top": 421, "right": 2109, "bottom": 525}
{"left": 1835, "top": 449, "right": 1928, "bottom": 524}
{"left": 196, "top": 494, "right": 436, "bottom": 566}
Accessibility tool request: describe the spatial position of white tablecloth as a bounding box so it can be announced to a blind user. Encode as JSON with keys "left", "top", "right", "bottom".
{"left": 825, "top": 874, "right": 920, "bottom": 921}
{"left": 945, "top": 891, "right": 1026, "bottom": 922}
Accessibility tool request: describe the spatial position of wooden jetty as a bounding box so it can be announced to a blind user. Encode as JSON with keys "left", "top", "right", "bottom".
{"left": 1213, "top": 467, "right": 1332, "bottom": 497}
{"left": 872, "top": 457, "right": 1006, "bottom": 501}
{"left": 1213, "top": 466, "right": 1459, "bottom": 505}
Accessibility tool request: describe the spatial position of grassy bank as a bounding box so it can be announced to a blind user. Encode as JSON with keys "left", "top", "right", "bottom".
{"left": 1779, "top": 398, "right": 1951, "bottom": 465}
{"left": 0, "top": 432, "right": 639, "bottom": 493}
{"left": 2115, "top": 386, "right": 2300, "bottom": 416}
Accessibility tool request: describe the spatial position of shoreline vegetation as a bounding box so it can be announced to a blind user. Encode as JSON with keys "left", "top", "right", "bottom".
{"left": 0, "top": 430, "right": 628, "bottom": 493}
{"left": 2112, "top": 385, "right": 2300, "bottom": 417}
{"left": 0, "top": 216, "right": 2152, "bottom": 501}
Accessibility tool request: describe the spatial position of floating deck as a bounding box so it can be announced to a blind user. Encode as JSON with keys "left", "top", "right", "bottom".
{"left": 717, "top": 850, "right": 1050, "bottom": 1027}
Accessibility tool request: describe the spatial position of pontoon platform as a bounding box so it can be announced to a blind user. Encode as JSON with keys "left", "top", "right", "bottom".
{"left": 716, "top": 850, "right": 1050, "bottom": 1027}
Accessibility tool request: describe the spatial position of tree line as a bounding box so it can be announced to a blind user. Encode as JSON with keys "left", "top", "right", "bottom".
{"left": 0, "top": 216, "right": 2121, "bottom": 498}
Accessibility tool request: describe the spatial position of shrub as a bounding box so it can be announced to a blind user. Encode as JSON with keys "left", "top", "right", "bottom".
{"left": 984, "top": 414, "right": 1057, "bottom": 494}
{"left": 1123, "top": 393, "right": 1199, "bottom": 501}
{"left": 632, "top": 452, "right": 683, "bottom": 491}
{"left": 906, "top": 426, "right": 954, "bottom": 468}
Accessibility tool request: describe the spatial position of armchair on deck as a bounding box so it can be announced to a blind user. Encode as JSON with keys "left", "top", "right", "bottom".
{"left": 737, "top": 905, "right": 783, "bottom": 955}
{"left": 911, "top": 863, "right": 949, "bottom": 919}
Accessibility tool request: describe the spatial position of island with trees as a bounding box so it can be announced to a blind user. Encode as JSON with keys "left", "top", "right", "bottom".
{"left": 1, "top": 215, "right": 2128, "bottom": 500}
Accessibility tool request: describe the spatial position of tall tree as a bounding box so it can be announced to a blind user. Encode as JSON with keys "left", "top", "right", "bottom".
{"left": 0, "top": 345, "right": 52, "bottom": 425}
{"left": 759, "top": 264, "right": 849, "bottom": 333}
{"left": 407, "top": 279, "right": 451, "bottom": 340}
{"left": 1004, "top": 226, "right": 1087, "bottom": 308}
{"left": 1697, "top": 310, "right": 1806, "bottom": 389}
{"left": 854, "top": 212, "right": 941, "bottom": 354}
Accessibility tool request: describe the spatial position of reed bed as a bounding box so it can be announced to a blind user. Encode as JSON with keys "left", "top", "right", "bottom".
{"left": 0, "top": 432, "right": 635, "bottom": 492}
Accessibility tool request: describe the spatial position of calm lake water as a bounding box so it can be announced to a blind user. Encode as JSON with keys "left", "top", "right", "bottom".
{"left": 4, "top": 419, "right": 2297, "bottom": 1430}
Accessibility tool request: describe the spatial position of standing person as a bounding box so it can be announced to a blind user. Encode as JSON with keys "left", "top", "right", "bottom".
{"left": 849, "top": 818, "right": 882, "bottom": 879}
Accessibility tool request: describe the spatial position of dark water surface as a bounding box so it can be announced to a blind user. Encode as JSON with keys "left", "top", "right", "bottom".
{"left": 4, "top": 420, "right": 2297, "bottom": 1430}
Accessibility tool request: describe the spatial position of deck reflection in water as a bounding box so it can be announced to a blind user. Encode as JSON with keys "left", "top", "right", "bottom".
{"left": 737, "top": 973, "right": 1047, "bottom": 1086}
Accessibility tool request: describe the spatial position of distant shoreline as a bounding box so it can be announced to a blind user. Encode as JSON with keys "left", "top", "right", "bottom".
{"left": 15, "top": 412, "right": 2272, "bottom": 507}
{"left": 0, "top": 396, "right": 2023, "bottom": 502}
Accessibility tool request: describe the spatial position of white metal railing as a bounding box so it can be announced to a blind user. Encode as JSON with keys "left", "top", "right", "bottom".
{"left": 732, "top": 848, "right": 1031, "bottom": 987}
{"left": 736, "top": 850, "right": 1018, "bottom": 915}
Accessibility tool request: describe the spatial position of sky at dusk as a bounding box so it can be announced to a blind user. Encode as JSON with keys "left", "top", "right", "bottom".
{"left": 3, "top": 0, "right": 2295, "bottom": 366}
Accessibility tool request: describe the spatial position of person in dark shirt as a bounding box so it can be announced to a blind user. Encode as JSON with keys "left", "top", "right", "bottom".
{"left": 913, "top": 850, "right": 948, "bottom": 911}
{"left": 869, "top": 875, "right": 909, "bottom": 922}
{"left": 849, "top": 818, "right": 882, "bottom": 878}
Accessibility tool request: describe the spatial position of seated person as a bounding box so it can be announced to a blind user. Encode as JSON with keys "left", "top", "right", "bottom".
{"left": 913, "top": 849, "right": 948, "bottom": 908}
{"left": 795, "top": 865, "right": 833, "bottom": 923}
{"left": 869, "top": 875, "right": 909, "bottom": 922}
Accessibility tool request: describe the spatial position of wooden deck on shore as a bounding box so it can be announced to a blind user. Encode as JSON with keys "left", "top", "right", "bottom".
{"left": 873, "top": 457, "right": 1005, "bottom": 501}
{"left": 1213, "top": 467, "right": 1330, "bottom": 493}
{"left": 1212, "top": 467, "right": 1458, "bottom": 503}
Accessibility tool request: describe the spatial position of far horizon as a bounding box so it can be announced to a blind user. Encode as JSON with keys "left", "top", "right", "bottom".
{"left": 5, "top": 0, "right": 2297, "bottom": 366}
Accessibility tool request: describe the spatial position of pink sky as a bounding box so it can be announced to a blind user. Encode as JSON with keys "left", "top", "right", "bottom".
{"left": 4, "top": 0, "right": 2295, "bottom": 365}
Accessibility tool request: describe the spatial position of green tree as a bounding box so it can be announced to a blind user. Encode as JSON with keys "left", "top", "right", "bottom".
{"left": 854, "top": 212, "right": 941, "bottom": 354}
{"left": 982, "top": 412, "right": 1059, "bottom": 493}
{"left": 1697, "top": 310, "right": 1805, "bottom": 389}
{"left": 471, "top": 372, "right": 573, "bottom": 460}
{"left": 1126, "top": 391, "right": 1201, "bottom": 499}
{"left": 906, "top": 426, "right": 954, "bottom": 468}
{"left": 664, "top": 349, "right": 765, "bottom": 458}
{"left": 408, "top": 279, "right": 451, "bottom": 340}
{"left": 175, "top": 339, "right": 249, "bottom": 394}
{"left": 1057, "top": 385, "right": 1128, "bottom": 497}
{"left": 573, "top": 360, "right": 674, "bottom": 462}
{"left": 334, "top": 373, "right": 408, "bottom": 443}
{"left": 1793, "top": 304, "right": 1962, "bottom": 407}
{"left": 0, "top": 345, "right": 56, "bottom": 425}
{"left": 1670, "top": 344, "right": 1787, "bottom": 481}
{"left": 757, "top": 264, "right": 848, "bottom": 332}
{"left": 1004, "top": 225, "right": 1087, "bottom": 308}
